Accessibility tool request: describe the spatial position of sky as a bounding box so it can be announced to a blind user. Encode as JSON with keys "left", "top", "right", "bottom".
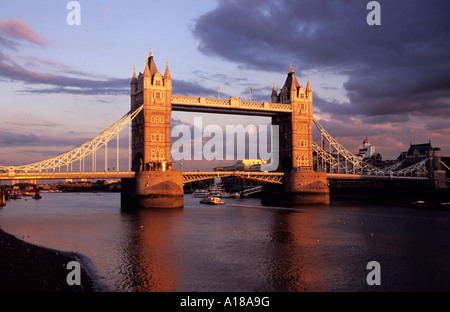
{"left": 1, "top": 0, "right": 449, "bottom": 171}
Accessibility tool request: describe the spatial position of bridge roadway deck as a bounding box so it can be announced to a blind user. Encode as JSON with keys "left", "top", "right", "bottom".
{"left": 0, "top": 171, "right": 136, "bottom": 181}
{"left": 0, "top": 171, "right": 427, "bottom": 182}
{"left": 326, "top": 173, "right": 428, "bottom": 181}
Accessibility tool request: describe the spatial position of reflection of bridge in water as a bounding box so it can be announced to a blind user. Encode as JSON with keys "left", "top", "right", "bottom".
{"left": 1, "top": 48, "right": 445, "bottom": 208}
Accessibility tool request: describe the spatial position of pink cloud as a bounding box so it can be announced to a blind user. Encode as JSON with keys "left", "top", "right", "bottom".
{"left": 4, "top": 121, "right": 63, "bottom": 127}
{"left": 0, "top": 18, "right": 49, "bottom": 47}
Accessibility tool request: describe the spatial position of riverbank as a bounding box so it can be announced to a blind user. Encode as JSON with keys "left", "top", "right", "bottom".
{"left": 0, "top": 227, "right": 95, "bottom": 292}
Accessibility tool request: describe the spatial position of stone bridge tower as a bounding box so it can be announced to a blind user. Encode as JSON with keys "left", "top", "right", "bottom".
{"left": 271, "top": 65, "right": 313, "bottom": 172}
{"left": 130, "top": 48, "right": 172, "bottom": 171}
{"left": 123, "top": 48, "right": 183, "bottom": 209}
{"left": 265, "top": 65, "right": 329, "bottom": 205}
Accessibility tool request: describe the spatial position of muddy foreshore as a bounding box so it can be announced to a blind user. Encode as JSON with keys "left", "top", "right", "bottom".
{"left": 0, "top": 227, "right": 97, "bottom": 292}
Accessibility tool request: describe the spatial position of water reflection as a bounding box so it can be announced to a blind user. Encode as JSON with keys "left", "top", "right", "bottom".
{"left": 118, "top": 208, "right": 184, "bottom": 291}
{"left": 265, "top": 210, "right": 327, "bottom": 291}
{"left": 117, "top": 199, "right": 334, "bottom": 292}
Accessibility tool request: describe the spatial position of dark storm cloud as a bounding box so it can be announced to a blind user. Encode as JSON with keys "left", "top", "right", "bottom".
{"left": 192, "top": 0, "right": 450, "bottom": 120}
{"left": 0, "top": 131, "right": 40, "bottom": 146}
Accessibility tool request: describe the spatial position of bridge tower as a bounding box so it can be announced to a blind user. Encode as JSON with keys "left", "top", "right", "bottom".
{"left": 266, "top": 65, "right": 329, "bottom": 204}
{"left": 272, "top": 65, "right": 314, "bottom": 172}
{"left": 122, "top": 48, "right": 183, "bottom": 208}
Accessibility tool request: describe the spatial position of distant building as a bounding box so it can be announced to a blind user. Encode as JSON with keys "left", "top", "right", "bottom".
{"left": 214, "top": 159, "right": 267, "bottom": 172}
{"left": 214, "top": 160, "right": 267, "bottom": 191}
{"left": 356, "top": 137, "right": 376, "bottom": 159}
{"left": 397, "top": 141, "right": 443, "bottom": 173}
{"left": 367, "top": 153, "right": 383, "bottom": 168}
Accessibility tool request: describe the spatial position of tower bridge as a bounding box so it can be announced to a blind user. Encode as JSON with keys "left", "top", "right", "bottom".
{"left": 1, "top": 48, "right": 445, "bottom": 208}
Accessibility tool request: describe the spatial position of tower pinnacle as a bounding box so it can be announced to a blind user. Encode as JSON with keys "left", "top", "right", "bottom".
{"left": 164, "top": 60, "right": 172, "bottom": 80}
{"left": 289, "top": 63, "right": 294, "bottom": 74}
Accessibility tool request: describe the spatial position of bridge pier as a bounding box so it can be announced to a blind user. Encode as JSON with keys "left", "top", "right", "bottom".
{"left": 262, "top": 171, "right": 329, "bottom": 206}
{"left": 121, "top": 170, "right": 184, "bottom": 209}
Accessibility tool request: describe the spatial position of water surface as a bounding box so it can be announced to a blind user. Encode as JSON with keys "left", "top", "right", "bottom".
{"left": 1, "top": 193, "right": 450, "bottom": 292}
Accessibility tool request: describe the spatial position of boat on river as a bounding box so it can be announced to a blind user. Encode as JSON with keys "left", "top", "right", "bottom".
{"left": 192, "top": 189, "right": 210, "bottom": 198}
{"left": 200, "top": 196, "right": 225, "bottom": 205}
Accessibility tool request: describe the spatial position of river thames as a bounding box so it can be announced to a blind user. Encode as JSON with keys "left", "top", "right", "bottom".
{"left": 1, "top": 192, "right": 450, "bottom": 292}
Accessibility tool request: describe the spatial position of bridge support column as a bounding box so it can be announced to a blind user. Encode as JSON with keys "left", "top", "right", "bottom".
{"left": 121, "top": 170, "right": 184, "bottom": 209}
{"left": 262, "top": 171, "right": 329, "bottom": 206}
{"left": 430, "top": 170, "right": 447, "bottom": 190}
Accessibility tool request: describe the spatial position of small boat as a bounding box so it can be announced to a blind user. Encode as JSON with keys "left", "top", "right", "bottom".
{"left": 200, "top": 196, "right": 225, "bottom": 205}
{"left": 192, "top": 189, "right": 210, "bottom": 198}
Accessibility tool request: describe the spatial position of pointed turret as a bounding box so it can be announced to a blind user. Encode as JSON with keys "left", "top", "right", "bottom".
{"left": 283, "top": 64, "right": 300, "bottom": 102}
{"left": 130, "top": 66, "right": 138, "bottom": 96}
{"left": 306, "top": 75, "right": 312, "bottom": 92}
{"left": 271, "top": 80, "right": 278, "bottom": 103}
{"left": 288, "top": 63, "right": 294, "bottom": 74}
{"left": 133, "top": 65, "right": 137, "bottom": 78}
{"left": 164, "top": 60, "right": 172, "bottom": 90}
{"left": 306, "top": 75, "right": 312, "bottom": 101}
{"left": 164, "top": 60, "right": 171, "bottom": 81}
{"left": 144, "top": 46, "right": 159, "bottom": 77}
{"left": 131, "top": 65, "right": 137, "bottom": 81}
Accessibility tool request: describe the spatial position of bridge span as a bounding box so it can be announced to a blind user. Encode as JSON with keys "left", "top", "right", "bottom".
{"left": 0, "top": 170, "right": 428, "bottom": 183}
{"left": 0, "top": 171, "right": 136, "bottom": 181}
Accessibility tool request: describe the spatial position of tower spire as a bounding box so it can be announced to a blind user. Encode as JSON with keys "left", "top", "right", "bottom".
{"left": 306, "top": 75, "right": 312, "bottom": 92}
{"left": 144, "top": 46, "right": 159, "bottom": 77}
{"left": 289, "top": 63, "right": 294, "bottom": 74}
{"left": 164, "top": 60, "right": 171, "bottom": 80}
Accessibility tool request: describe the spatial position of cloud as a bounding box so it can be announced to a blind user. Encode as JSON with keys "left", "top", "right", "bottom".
{"left": 0, "top": 55, "right": 130, "bottom": 95}
{"left": 0, "top": 18, "right": 130, "bottom": 96}
{"left": 191, "top": 0, "right": 450, "bottom": 158}
{"left": 0, "top": 130, "right": 40, "bottom": 146}
{"left": 0, "top": 18, "right": 49, "bottom": 47}
{"left": 192, "top": 0, "right": 450, "bottom": 120}
{"left": 4, "top": 121, "right": 63, "bottom": 127}
{"left": 17, "top": 55, "right": 107, "bottom": 79}
{"left": 172, "top": 79, "right": 220, "bottom": 98}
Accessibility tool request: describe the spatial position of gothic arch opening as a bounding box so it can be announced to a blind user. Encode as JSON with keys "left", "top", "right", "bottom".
{"left": 133, "top": 153, "right": 144, "bottom": 172}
